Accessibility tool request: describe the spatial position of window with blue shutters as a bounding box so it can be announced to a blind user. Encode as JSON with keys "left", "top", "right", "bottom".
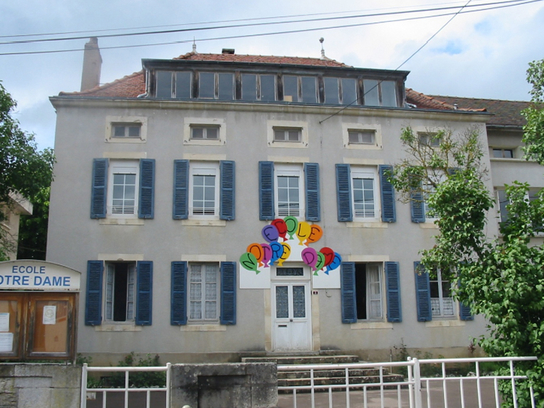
{"left": 173, "top": 160, "right": 235, "bottom": 221}
{"left": 341, "top": 262, "right": 401, "bottom": 323}
{"left": 91, "top": 158, "right": 155, "bottom": 220}
{"left": 85, "top": 260, "right": 153, "bottom": 326}
{"left": 259, "top": 161, "right": 320, "bottom": 221}
{"left": 414, "top": 262, "right": 432, "bottom": 322}
{"left": 170, "top": 261, "right": 237, "bottom": 326}
{"left": 336, "top": 164, "right": 396, "bottom": 223}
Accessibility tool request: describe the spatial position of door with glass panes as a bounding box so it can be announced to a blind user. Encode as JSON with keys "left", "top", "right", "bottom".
{"left": 272, "top": 267, "right": 312, "bottom": 351}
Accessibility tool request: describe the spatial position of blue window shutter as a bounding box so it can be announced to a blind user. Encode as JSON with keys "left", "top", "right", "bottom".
{"left": 85, "top": 261, "right": 103, "bottom": 325}
{"left": 459, "top": 301, "right": 474, "bottom": 321}
{"left": 340, "top": 262, "right": 357, "bottom": 323}
{"left": 336, "top": 164, "right": 353, "bottom": 222}
{"left": 220, "top": 262, "right": 237, "bottom": 325}
{"left": 173, "top": 160, "right": 189, "bottom": 219}
{"left": 91, "top": 159, "right": 108, "bottom": 219}
{"left": 385, "top": 262, "right": 402, "bottom": 322}
{"left": 171, "top": 262, "right": 187, "bottom": 325}
{"left": 304, "top": 163, "right": 320, "bottom": 222}
{"left": 135, "top": 261, "right": 153, "bottom": 326}
{"left": 414, "top": 262, "right": 432, "bottom": 322}
{"left": 139, "top": 159, "right": 155, "bottom": 219}
{"left": 379, "top": 165, "right": 396, "bottom": 223}
{"left": 410, "top": 185, "right": 425, "bottom": 223}
{"left": 220, "top": 161, "right": 235, "bottom": 220}
{"left": 259, "top": 161, "right": 275, "bottom": 221}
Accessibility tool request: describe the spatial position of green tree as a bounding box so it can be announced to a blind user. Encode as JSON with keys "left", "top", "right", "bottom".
{"left": 391, "top": 123, "right": 543, "bottom": 406}
{"left": 17, "top": 186, "right": 50, "bottom": 260}
{"left": 522, "top": 59, "right": 544, "bottom": 165}
{"left": 0, "top": 82, "right": 54, "bottom": 260}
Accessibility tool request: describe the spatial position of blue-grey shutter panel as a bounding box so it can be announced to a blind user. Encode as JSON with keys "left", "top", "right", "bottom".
{"left": 139, "top": 159, "right": 155, "bottom": 219}
{"left": 91, "top": 158, "right": 108, "bottom": 219}
{"left": 259, "top": 161, "right": 275, "bottom": 220}
{"left": 340, "top": 262, "right": 357, "bottom": 323}
{"left": 135, "top": 261, "right": 153, "bottom": 325}
{"left": 85, "top": 261, "right": 103, "bottom": 325}
{"left": 220, "top": 161, "right": 235, "bottom": 220}
{"left": 414, "top": 261, "right": 432, "bottom": 322}
{"left": 459, "top": 302, "right": 474, "bottom": 321}
{"left": 379, "top": 165, "right": 396, "bottom": 223}
{"left": 171, "top": 262, "right": 187, "bottom": 325}
{"left": 336, "top": 164, "right": 353, "bottom": 222}
{"left": 385, "top": 262, "right": 402, "bottom": 322}
{"left": 304, "top": 163, "right": 320, "bottom": 222}
{"left": 173, "top": 160, "right": 189, "bottom": 219}
{"left": 410, "top": 185, "right": 425, "bottom": 223}
{"left": 220, "top": 262, "right": 237, "bottom": 325}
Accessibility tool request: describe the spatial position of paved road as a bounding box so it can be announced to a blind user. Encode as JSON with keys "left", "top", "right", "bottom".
{"left": 276, "top": 379, "right": 501, "bottom": 408}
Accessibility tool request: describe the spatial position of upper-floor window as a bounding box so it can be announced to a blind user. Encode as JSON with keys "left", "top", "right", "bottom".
{"left": 112, "top": 123, "right": 141, "bottom": 139}
{"left": 363, "top": 79, "right": 397, "bottom": 107}
{"left": 492, "top": 148, "right": 515, "bottom": 158}
{"left": 273, "top": 127, "right": 301, "bottom": 143}
{"left": 348, "top": 129, "right": 375, "bottom": 145}
{"left": 351, "top": 167, "right": 378, "bottom": 221}
{"left": 190, "top": 163, "right": 219, "bottom": 218}
{"left": 283, "top": 76, "right": 317, "bottom": 103}
{"left": 110, "top": 161, "right": 138, "bottom": 215}
{"left": 276, "top": 165, "right": 304, "bottom": 217}
{"left": 199, "top": 72, "right": 234, "bottom": 100}
{"left": 191, "top": 125, "right": 219, "bottom": 140}
{"left": 419, "top": 132, "right": 441, "bottom": 147}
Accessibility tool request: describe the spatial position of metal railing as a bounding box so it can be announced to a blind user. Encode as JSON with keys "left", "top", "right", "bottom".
{"left": 277, "top": 356, "right": 538, "bottom": 408}
{"left": 80, "top": 363, "right": 171, "bottom": 408}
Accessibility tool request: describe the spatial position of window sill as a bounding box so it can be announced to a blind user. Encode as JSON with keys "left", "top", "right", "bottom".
{"left": 181, "top": 219, "right": 227, "bottom": 227}
{"left": 425, "top": 320, "right": 465, "bottom": 328}
{"left": 106, "top": 137, "right": 146, "bottom": 143}
{"left": 95, "top": 324, "right": 142, "bottom": 332}
{"left": 350, "top": 322, "right": 393, "bottom": 330}
{"left": 419, "top": 222, "right": 438, "bottom": 229}
{"left": 346, "top": 222, "right": 388, "bottom": 229}
{"left": 180, "top": 325, "right": 226, "bottom": 332}
{"left": 99, "top": 218, "right": 145, "bottom": 226}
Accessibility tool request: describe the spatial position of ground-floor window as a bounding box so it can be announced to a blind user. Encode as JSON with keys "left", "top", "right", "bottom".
{"left": 355, "top": 263, "right": 383, "bottom": 320}
{"left": 189, "top": 263, "right": 219, "bottom": 322}
{"left": 105, "top": 262, "right": 136, "bottom": 322}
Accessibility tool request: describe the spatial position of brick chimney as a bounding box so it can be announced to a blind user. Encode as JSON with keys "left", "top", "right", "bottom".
{"left": 80, "top": 37, "right": 102, "bottom": 91}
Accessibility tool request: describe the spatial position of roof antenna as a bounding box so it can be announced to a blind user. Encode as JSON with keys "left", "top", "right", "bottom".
{"left": 319, "top": 37, "right": 326, "bottom": 58}
{"left": 192, "top": 38, "right": 197, "bottom": 54}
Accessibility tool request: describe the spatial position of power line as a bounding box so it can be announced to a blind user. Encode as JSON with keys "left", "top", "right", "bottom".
{"left": 0, "top": 0, "right": 533, "bottom": 47}
{"left": 0, "top": 0, "right": 540, "bottom": 57}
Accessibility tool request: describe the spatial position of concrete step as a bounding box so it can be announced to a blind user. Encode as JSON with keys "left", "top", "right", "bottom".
{"left": 241, "top": 354, "right": 361, "bottom": 366}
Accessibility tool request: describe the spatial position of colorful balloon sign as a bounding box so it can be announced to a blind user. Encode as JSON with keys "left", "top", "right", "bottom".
{"left": 240, "top": 217, "right": 341, "bottom": 274}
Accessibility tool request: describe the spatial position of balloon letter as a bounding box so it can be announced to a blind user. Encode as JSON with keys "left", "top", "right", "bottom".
{"left": 271, "top": 219, "right": 288, "bottom": 240}
{"left": 314, "top": 252, "right": 326, "bottom": 273}
{"left": 240, "top": 252, "right": 259, "bottom": 273}
{"left": 326, "top": 252, "right": 342, "bottom": 274}
{"left": 284, "top": 216, "right": 298, "bottom": 240}
{"left": 261, "top": 243, "right": 272, "bottom": 267}
{"left": 269, "top": 241, "right": 284, "bottom": 264}
{"left": 320, "top": 247, "right": 335, "bottom": 266}
{"left": 262, "top": 225, "right": 279, "bottom": 242}
{"left": 247, "top": 243, "right": 264, "bottom": 267}
{"left": 301, "top": 247, "right": 318, "bottom": 269}
{"left": 278, "top": 243, "right": 291, "bottom": 266}
{"left": 307, "top": 225, "right": 323, "bottom": 244}
{"left": 296, "top": 221, "right": 311, "bottom": 245}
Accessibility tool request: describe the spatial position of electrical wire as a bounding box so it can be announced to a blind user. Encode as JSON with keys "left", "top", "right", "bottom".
{"left": 0, "top": 0, "right": 540, "bottom": 57}
{"left": 0, "top": 0, "right": 536, "bottom": 47}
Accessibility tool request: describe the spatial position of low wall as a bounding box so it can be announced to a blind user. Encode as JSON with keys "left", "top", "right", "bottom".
{"left": 0, "top": 364, "right": 81, "bottom": 408}
{"left": 171, "top": 362, "right": 277, "bottom": 408}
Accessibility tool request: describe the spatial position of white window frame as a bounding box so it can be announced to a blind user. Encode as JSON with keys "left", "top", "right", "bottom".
{"left": 104, "top": 262, "right": 136, "bottom": 323}
{"left": 188, "top": 263, "right": 220, "bottom": 323}
{"left": 418, "top": 132, "right": 441, "bottom": 147}
{"left": 273, "top": 127, "right": 302, "bottom": 143}
{"left": 342, "top": 123, "right": 382, "bottom": 150}
{"left": 107, "top": 160, "right": 139, "bottom": 218}
{"left": 105, "top": 116, "right": 147, "bottom": 143}
{"left": 351, "top": 167, "right": 380, "bottom": 221}
{"left": 354, "top": 263, "right": 383, "bottom": 321}
{"left": 183, "top": 118, "right": 226, "bottom": 146}
{"left": 490, "top": 147, "right": 519, "bottom": 160}
{"left": 275, "top": 164, "right": 304, "bottom": 219}
{"left": 267, "top": 120, "right": 308, "bottom": 148}
{"left": 423, "top": 170, "right": 446, "bottom": 222}
{"left": 190, "top": 125, "right": 220, "bottom": 140}
{"left": 430, "top": 269, "right": 455, "bottom": 318}
{"left": 189, "top": 162, "right": 220, "bottom": 220}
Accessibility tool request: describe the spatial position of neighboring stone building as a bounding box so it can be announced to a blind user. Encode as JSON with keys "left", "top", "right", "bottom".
{"left": 45, "top": 43, "right": 501, "bottom": 364}
{"left": 1, "top": 193, "right": 32, "bottom": 260}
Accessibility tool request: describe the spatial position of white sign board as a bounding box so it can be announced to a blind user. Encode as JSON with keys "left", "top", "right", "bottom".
{"left": 0, "top": 261, "right": 81, "bottom": 291}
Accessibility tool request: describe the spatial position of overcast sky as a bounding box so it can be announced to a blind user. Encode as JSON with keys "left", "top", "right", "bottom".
{"left": 1, "top": 0, "right": 543, "bottom": 150}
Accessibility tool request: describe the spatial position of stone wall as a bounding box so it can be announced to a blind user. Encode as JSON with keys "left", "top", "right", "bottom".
{"left": 0, "top": 364, "right": 81, "bottom": 408}
{"left": 171, "top": 362, "right": 277, "bottom": 408}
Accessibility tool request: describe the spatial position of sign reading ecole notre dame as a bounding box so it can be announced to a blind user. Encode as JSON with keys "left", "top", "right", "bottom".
{"left": 0, "top": 260, "right": 81, "bottom": 291}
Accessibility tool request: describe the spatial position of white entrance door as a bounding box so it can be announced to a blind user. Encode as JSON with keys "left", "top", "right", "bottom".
{"left": 272, "top": 279, "right": 312, "bottom": 352}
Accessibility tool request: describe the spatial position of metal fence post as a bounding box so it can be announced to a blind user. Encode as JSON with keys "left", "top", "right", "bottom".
{"left": 80, "top": 363, "right": 88, "bottom": 408}
{"left": 412, "top": 358, "right": 423, "bottom": 408}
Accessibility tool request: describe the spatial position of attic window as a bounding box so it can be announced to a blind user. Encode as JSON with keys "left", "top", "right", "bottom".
{"left": 112, "top": 123, "right": 141, "bottom": 138}
{"left": 348, "top": 129, "right": 375, "bottom": 145}
{"left": 493, "top": 148, "right": 514, "bottom": 158}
